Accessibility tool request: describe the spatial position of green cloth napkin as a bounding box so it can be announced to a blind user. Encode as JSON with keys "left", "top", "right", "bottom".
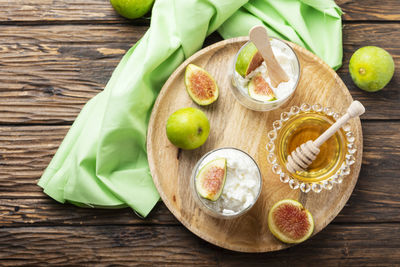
{"left": 219, "top": 0, "right": 343, "bottom": 70}
{"left": 38, "top": 0, "right": 342, "bottom": 217}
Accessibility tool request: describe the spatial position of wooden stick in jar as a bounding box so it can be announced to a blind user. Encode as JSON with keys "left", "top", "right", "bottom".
{"left": 249, "top": 25, "right": 289, "bottom": 88}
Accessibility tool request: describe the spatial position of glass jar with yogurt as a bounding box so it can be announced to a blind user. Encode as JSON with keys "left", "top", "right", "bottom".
{"left": 231, "top": 38, "right": 301, "bottom": 111}
{"left": 190, "top": 147, "right": 262, "bottom": 219}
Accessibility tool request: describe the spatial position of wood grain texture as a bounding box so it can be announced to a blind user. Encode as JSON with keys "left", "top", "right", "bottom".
{"left": 0, "top": 23, "right": 398, "bottom": 124}
{"left": 0, "top": 198, "right": 177, "bottom": 226}
{"left": 0, "top": 0, "right": 127, "bottom": 23}
{"left": 0, "top": 24, "right": 145, "bottom": 124}
{"left": 0, "top": 0, "right": 399, "bottom": 264}
{"left": 0, "top": 126, "right": 68, "bottom": 197}
{"left": 0, "top": 1, "right": 398, "bottom": 23}
{"left": 340, "top": 23, "right": 400, "bottom": 119}
{"left": 336, "top": 0, "right": 400, "bottom": 21}
{"left": 0, "top": 224, "right": 399, "bottom": 266}
{"left": 147, "top": 37, "right": 363, "bottom": 252}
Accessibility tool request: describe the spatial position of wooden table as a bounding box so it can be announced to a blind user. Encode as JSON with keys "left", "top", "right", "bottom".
{"left": 0, "top": 1, "right": 399, "bottom": 265}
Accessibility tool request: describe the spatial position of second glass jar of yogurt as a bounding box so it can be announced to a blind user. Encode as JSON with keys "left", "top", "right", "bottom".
{"left": 231, "top": 38, "right": 300, "bottom": 111}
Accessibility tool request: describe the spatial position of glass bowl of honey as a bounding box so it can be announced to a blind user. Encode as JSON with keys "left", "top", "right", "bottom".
{"left": 266, "top": 103, "right": 357, "bottom": 193}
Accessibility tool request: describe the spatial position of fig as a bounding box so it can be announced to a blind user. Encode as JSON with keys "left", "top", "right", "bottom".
{"left": 195, "top": 158, "right": 227, "bottom": 201}
{"left": 248, "top": 73, "right": 277, "bottom": 101}
{"left": 235, "top": 42, "right": 264, "bottom": 77}
{"left": 185, "top": 64, "right": 219, "bottom": 106}
{"left": 349, "top": 46, "right": 394, "bottom": 92}
{"left": 268, "top": 199, "right": 314, "bottom": 244}
{"left": 166, "top": 107, "right": 210, "bottom": 150}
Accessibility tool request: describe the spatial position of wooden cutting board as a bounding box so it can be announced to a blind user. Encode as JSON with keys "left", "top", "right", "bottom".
{"left": 147, "top": 37, "right": 362, "bottom": 252}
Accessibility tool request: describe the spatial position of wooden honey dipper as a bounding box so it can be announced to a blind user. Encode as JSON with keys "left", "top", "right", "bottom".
{"left": 286, "top": 101, "right": 365, "bottom": 173}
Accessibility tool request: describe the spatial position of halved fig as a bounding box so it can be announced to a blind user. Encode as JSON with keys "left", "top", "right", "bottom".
{"left": 235, "top": 42, "right": 264, "bottom": 77}
{"left": 185, "top": 64, "right": 219, "bottom": 106}
{"left": 268, "top": 199, "right": 314, "bottom": 244}
{"left": 195, "top": 158, "right": 227, "bottom": 201}
{"left": 248, "top": 73, "right": 277, "bottom": 101}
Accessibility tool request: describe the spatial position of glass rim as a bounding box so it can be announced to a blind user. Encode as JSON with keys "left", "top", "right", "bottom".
{"left": 191, "top": 147, "right": 263, "bottom": 218}
{"left": 232, "top": 37, "right": 301, "bottom": 105}
{"left": 279, "top": 112, "right": 346, "bottom": 183}
{"left": 266, "top": 103, "right": 356, "bottom": 193}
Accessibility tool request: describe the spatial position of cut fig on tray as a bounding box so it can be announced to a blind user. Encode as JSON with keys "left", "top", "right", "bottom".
{"left": 268, "top": 199, "right": 314, "bottom": 244}
{"left": 185, "top": 64, "right": 219, "bottom": 106}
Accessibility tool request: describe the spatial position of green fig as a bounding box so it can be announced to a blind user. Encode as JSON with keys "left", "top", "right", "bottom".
{"left": 185, "top": 64, "right": 219, "bottom": 106}
{"left": 196, "top": 158, "right": 227, "bottom": 201}
{"left": 235, "top": 42, "right": 264, "bottom": 77}
{"left": 248, "top": 73, "right": 276, "bottom": 101}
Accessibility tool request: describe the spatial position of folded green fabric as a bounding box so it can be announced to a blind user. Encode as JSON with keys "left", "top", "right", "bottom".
{"left": 219, "top": 0, "right": 343, "bottom": 70}
{"left": 38, "top": 0, "right": 342, "bottom": 217}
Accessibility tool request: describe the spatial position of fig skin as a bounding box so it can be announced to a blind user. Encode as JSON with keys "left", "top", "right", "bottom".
{"left": 166, "top": 107, "right": 210, "bottom": 150}
{"left": 195, "top": 158, "right": 227, "bottom": 201}
{"left": 235, "top": 42, "right": 264, "bottom": 77}
{"left": 248, "top": 73, "right": 277, "bottom": 101}
{"left": 268, "top": 199, "right": 314, "bottom": 244}
{"left": 185, "top": 64, "right": 219, "bottom": 106}
{"left": 349, "top": 46, "right": 394, "bottom": 92}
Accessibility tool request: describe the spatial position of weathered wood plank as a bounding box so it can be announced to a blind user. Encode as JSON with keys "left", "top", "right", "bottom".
{"left": 0, "top": 0, "right": 129, "bottom": 23}
{"left": 339, "top": 23, "right": 400, "bottom": 119}
{"left": 337, "top": 0, "right": 400, "bottom": 21}
{"left": 0, "top": 1, "right": 398, "bottom": 23}
{"left": 0, "top": 224, "right": 399, "bottom": 266}
{"left": 0, "top": 121, "right": 399, "bottom": 226}
{"left": 0, "top": 198, "right": 177, "bottom": 226}
{"left": 0, "top": 23, "right": 399, "bottom": 123}
{"left": 338, "top": 121, "right": 400, "bottom": 223}
{"left": 0, "top": 24, "right": 146, "bottom": 124}
{"left": 219, "top": 223, "right": 400, "bottom": 266}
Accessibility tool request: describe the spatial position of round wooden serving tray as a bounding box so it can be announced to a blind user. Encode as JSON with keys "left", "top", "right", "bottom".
{"left": 147, "top": 37, "right": 363, "bottom": 252}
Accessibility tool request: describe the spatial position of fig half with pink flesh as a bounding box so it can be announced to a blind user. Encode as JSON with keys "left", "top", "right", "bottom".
{"left": 195, "top": 158, "right": 227, "bottom": 201}
{"left": 268, "top": 199, "right": 314, "bottom": 244}
{"left": 185, "top": 64, "right": 219, "bottom": 106}
{"left": 248, "top": 73, "right": 277, "bottom": 101}
{"left": 235, "top": 42, "right": 264, "bottom": 77}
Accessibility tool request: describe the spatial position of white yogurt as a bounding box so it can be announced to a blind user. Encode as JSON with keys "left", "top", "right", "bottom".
{"left": 195, "top": 148, "right": 261, "bottom": 216}
{"left": 235, "top": 39, "right": 299, "bottom": 101}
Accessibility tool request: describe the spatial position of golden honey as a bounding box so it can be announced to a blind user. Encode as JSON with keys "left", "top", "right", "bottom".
{"left": 276, "top": 111, "right": 347, "bottom": 183}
